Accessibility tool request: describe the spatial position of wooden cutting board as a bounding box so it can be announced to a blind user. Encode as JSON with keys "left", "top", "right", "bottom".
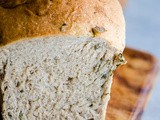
{"left": 106, "top": 48, "right": 159, "bottom": 120}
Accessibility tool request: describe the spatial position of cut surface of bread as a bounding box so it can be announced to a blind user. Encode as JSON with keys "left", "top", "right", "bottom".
{"left": 0, "top": 36, "right": 124, "bottom": 120}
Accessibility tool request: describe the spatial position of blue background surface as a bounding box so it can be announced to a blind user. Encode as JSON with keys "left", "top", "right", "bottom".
{"left": 124, "top": 0, "right": 160, "bottom": 119}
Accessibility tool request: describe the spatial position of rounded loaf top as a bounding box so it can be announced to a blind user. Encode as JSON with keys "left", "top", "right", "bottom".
{"left": 0, "top": 0, "right": 125, "bottom": 51}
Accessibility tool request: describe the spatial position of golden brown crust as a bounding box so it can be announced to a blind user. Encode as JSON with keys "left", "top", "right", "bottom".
{"left": 119, "top": 0, "right": 127, "bottom": 8}
{"left": 0, "top": 0, "right": 125, "bottom": 51}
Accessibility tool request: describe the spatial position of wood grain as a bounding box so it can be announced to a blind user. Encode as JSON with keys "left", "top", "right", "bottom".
{"left": 106, "top": 48, "right": 159, "bottom": 120}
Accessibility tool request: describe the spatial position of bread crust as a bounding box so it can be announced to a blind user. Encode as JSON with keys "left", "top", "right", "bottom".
{"left": 0, "top": 0, "right": 125, "bottom": 51}
{"left": 119, "top": 0, "right": 127, "bottom": 8}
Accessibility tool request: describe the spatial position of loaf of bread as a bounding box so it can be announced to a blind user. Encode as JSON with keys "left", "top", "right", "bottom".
{"left": 0, "top": 0, "right": 125, "bottom": 120}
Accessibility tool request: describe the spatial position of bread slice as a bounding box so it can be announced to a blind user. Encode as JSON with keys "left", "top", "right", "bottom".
{"left": 0, "top": 0, "right": 125, "bottom": 120}
{"left": 0, "top": 36, "right": 124, "bottom": 120}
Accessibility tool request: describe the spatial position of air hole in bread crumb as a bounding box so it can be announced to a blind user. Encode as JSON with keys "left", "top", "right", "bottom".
{"left": 20, "top": 90, "right": 24, "bottom": 93}
{"left": 16, "top": 82, "right": 20, "bottom": 87}
{"left": 89, "top": 104, "right": 93, "bottom": 107}
{"left": 8, "top": 112, "right": 12, "bottom": 118}
{"left": 30, "top": 71, "right": 34, "bottom": 75}
{"left": 94, "top": 44, "right": 101, "bottom": 50}
{"left": 101, "top": 74, "right": 107, "bottom": 79}
{"left": 29, "top": 101, "right": 31, "bottom": 106}
{"left": 4, "top": 86, "right": 8, "bottom": 91}
{"left": 93, "top": 66, "right": 96, "bottom": 71}
{"left": 67, "top": 77, "right": 73, "bottom": 82}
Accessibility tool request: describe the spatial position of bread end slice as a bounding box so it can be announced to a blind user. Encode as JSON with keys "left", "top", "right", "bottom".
{"left": 0, "top": 36, "right": 125, "bottom": 120}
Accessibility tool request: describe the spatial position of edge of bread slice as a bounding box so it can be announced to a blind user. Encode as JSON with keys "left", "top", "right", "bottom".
{"left": 0, "top": 36, "right": 125, "bottom": 120}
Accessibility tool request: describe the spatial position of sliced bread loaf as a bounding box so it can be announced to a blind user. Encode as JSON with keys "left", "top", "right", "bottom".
{"left": 0, "top": 0, "right": 125, "bottom": 120}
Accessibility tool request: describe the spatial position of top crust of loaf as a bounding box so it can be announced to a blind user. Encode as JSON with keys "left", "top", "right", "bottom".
{"left": 0, "top": 0, "right": 125, "bottom": 51}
